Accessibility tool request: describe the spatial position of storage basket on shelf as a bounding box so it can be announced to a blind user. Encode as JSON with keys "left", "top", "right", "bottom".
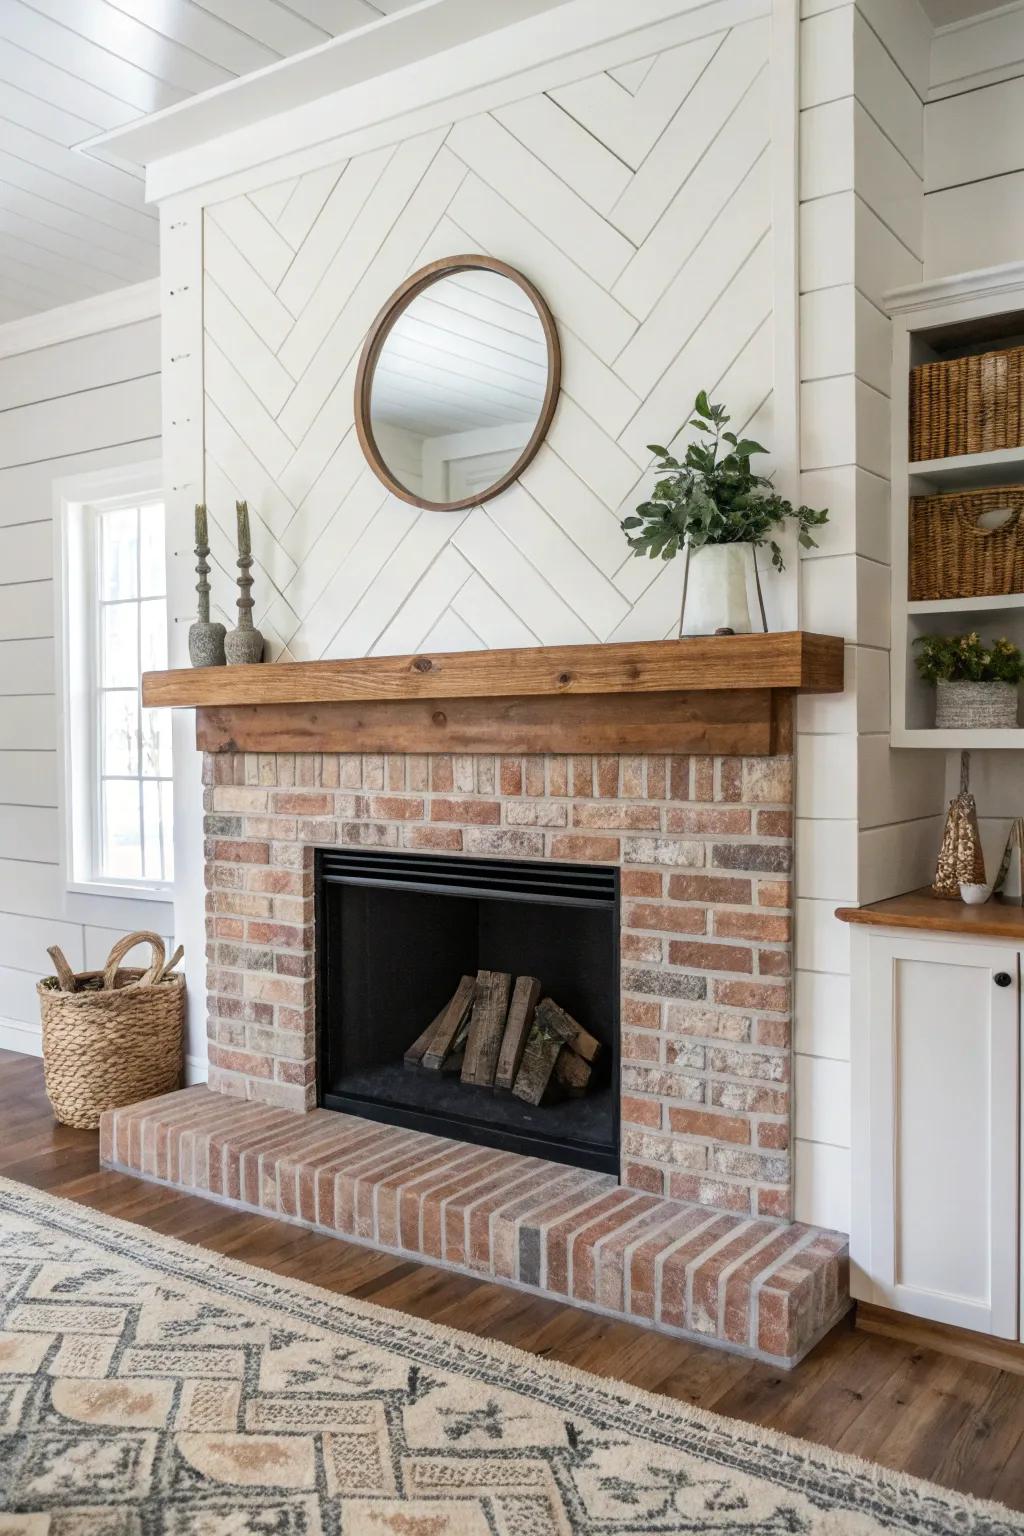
{"left": 909, "top": 343, "right": 1024, "bottom": 461}
{"left": 37, "top": 931, "right": 184, "bottom": 1130}
{"left": 908, "top": 485, "right": 1024, "bottom": 601}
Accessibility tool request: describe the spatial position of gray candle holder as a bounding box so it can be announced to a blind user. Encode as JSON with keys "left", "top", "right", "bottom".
{"left": 224, "top": 499, "right": 265, "bottom": 665}
{"left": 188, "top": 503, "right": 226, "bottom": 667}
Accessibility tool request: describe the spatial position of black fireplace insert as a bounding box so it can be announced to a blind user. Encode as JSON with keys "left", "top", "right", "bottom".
{"left": 315, "top": 847, "right": 619, "bottom": 1173}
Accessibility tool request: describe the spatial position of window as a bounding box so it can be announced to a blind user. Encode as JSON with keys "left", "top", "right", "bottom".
{"left": 59, "top": 464, "right": 173, "bottom": 895}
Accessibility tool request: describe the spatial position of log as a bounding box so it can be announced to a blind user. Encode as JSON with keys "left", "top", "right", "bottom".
{"left": 461, "top": 970, "right": 512, "bottom": 1086}
{"left": 512, "top": 1007, "right": 575, "bottom": 1106}
{"left": 534, "top": 998, "right": 601, "bottom": 1064}
{"left": 403, "top": 1003, "right": 447, "bottom": 1069}
{"left": 554, "top": 1047, "right": 592, "bottom": 1097}
{"left": 494, "top": 975, "right": 542, "bottom": 1090}
{"left": 421, "top": 975, "right": 477, "bottom": 1071}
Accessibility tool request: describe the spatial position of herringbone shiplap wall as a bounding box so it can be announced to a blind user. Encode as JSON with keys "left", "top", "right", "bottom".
{"left": 201, "top": 14, "right": 774, "bottom": 661}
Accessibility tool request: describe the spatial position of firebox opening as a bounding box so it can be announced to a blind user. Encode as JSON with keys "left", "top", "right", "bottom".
{"left": 315, "top": 848, "right": 619, "bottom": 1173}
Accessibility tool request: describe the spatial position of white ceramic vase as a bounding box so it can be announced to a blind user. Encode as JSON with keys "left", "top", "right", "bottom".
{"left": 680, "top": 543, "right": 753, "bottom": 637}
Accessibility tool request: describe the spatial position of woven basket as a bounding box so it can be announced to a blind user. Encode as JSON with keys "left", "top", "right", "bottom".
{"left": 935, "top": 680, "right": 1019, "bottom": 729}
{"left": 908, "top": 485, "right": 1024, "bottom": 601}
{"left": 37, "top": 931, "right": 185, "bottom": 1130}
{"left": 910, "top": 345, "right": 1024, "bottom": 461}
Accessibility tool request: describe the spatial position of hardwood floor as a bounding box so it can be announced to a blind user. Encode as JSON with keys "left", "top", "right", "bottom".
{"left": 2, "top": 1047, "right": 1023, "bottom": 1509}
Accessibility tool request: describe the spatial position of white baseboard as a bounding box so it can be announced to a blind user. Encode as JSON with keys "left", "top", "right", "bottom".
{"left": 0, "top": 1016, "right": 208, "bottom": 1086}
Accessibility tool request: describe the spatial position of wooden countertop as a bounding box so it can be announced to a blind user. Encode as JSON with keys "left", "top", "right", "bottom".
{"left": 836, "top": 887, "right": 1024, "bottom": 940}
{"left": 142, "top": 632, "right": 844, "bottom": 710}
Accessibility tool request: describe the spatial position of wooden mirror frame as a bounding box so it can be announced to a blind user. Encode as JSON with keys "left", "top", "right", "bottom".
{"left": 353, "top": 254, "right": 561, "bottom": 513}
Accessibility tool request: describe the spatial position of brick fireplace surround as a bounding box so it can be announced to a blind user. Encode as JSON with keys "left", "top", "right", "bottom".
{"left": 102, "top": 746, "right": 849, "bottom": 1366}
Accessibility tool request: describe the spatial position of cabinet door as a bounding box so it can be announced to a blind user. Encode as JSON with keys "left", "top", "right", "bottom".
{"left": 866, "top": 935, "right": 1019, "bottom": 1337}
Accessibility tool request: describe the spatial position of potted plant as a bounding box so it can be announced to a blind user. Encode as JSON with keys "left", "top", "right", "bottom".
{"left": 620, "top": 392, "right": 829, "bottom": 635}
{"left": 914, "top": 633, "right": 1024, "bottom": 728}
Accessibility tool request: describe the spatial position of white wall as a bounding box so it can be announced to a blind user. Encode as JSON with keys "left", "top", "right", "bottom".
{"left": 0, "top": 313, "right": 177, "bottom": 1061}
{"left": 190, "top": 9, "right": 782, "bottom": 661}
{"left": 794, "top": 0, "right": 947, "bottom": 1234}
{"left": 924, "top": 3, "right": 1024, "bottom": 278}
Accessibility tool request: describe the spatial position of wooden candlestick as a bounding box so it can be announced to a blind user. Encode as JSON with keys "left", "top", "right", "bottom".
{"left": 224, "top": 500, "right": 264, "bottom": 665}
{"left": 188, "top": 503, "right": 226, "bottom": 666}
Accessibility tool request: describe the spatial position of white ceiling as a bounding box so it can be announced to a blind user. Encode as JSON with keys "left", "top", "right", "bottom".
{"left": 0, "top": 0, "right": 420, "bottom": 323}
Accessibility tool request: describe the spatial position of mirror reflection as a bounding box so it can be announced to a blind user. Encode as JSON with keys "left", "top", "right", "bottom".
{"left": 367, "top": 267, "right": 551, "bottom": 506}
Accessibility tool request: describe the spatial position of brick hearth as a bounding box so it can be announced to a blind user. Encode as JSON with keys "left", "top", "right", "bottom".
{"left": 100, "top": 1090, "right": 848, "bottom": 1366}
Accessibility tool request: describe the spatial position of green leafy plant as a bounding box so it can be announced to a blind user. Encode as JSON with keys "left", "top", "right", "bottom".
{"left": 621, "top": 392, "right": 829, "bottom": 572}
{"left": 914, "top": 633, "right": 1024, "bottom": 684}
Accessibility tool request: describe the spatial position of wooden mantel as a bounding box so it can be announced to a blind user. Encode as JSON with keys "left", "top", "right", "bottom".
{"left": 143, "top": 633, "right": 844, "bottom": 756}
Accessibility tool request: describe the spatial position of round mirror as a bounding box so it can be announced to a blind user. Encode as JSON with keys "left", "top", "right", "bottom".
{"left": 354, "top": 256, "right": 560, "bottom": 511}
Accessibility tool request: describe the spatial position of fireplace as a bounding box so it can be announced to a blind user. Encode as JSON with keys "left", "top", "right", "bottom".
{"left": 314, "top": 847, "right": 619, "bottom": 1173}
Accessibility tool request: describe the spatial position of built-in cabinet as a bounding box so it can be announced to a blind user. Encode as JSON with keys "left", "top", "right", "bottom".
{"left": 849, "top": 918, "right": 1021, "bottom": 1340}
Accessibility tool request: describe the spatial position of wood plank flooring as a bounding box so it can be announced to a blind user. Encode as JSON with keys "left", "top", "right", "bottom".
{"left": 2, "top": 1048, "right": 1022, "bottom": 1510}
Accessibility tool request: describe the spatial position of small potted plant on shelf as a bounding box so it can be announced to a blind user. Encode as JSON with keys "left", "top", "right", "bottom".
{"left": 620, "top": 391, "right": 829, "bottom": 635}
{"left": 914, "top": 632, "right": 1024, "bottom": 728}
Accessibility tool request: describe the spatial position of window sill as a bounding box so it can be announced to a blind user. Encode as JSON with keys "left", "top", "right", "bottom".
{"left": 66, "top": 878, "right": 174, "bottom": 906}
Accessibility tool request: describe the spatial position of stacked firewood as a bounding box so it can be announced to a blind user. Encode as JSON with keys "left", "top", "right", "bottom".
{"left": 403, "top": 971, "right": 601, "bottom": 1105}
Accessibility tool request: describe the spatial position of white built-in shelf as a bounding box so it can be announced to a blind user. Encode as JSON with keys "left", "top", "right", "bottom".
{"left": 887, "top": 263, "right": 1024, "bottom": 748}
{"left": 909, "top": 446, "right": 1024, "bottom": 488}
{"left": 907, "top": 593, "right": 1024, "bottom": 616}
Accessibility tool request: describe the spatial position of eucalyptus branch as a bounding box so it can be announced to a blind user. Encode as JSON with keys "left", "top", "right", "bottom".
{"left": 621, "top": 391, "right": 829, "bottom": 573}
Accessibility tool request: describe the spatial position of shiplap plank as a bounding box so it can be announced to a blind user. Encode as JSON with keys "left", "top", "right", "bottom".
{"left": 275, "top": 164, "right": 345, "bottom": 252}
{"left": 451, "top": 512, "right": 595, "bottom": 645}
{"left": 275, "top": 155, "right": 383, "bottom": 314}
{"left": 494, "top": 94, "right": 632, "bottom": 216}
{"left": 451, "top": 572, "right": 539, "bottom": 649}
{"left": 207, "top": 196, "right": 296, "bottom": 291}
{"left": 0, "top": 522, "right": 49, "bottom": 580}
{"left": 204, "top": 460, "right": 298, "bottom": 596}
{"left": 277, "top": 466, "right": 390, "bottom": 622}
{"left": 0, "top": 638, "right": 53, "bottom": 696}
{"left": 551, "top": 32, "right": 724, "bottom": 169}
{"left": 204, "top": 339, "right": 294, "bottom": 481}
{"left": 0, "top": 751, "right": 56, "bottom": 807}
{"left": 0, "top": 79, "right": 102, "bottom": 148}
{"left": 0, "top": 585, "right": 52, "bottom": 641}
{"left": 517, "top": 443, "right": 629, "bottom": 579}
{"left": 0, "top": 376, "right": 161, "bottom": 469}
{"left": 204, "top": 280, "right": 295, "bottom": 419}
{"left": 195, "top": 0, "right": 331, "bottom": 54}
{"left": 371, "top": 545, "right": 472, "bottom": 655}
{"left": 0, "top": 908, "right": 81, "bottom": 972}
{"left": 447, "top": 114, "right": 635, "bottom": 289}
{"left": 609, "top": 18, "right": 769, "bottom": 244}
{"left": 0, "top": 697, "right": 55, "bottom": 750}
{"left": 0, "top": 39, "right": 135, "bottom": 130}
{"left": 613, "top": 66, "right": 769, "bottom": 320}
{"left": 0, "top": 234, "right": 108, "bottom": 304}
{"left": 615, "top": 153, "right": 770, "bottom": 398}
{"left": 204, "top": 400, "right": 297, "bottom": 541}
{"left": 0, "top": 149, "right": 156, "bottom": 246}
{"left": 0, "top": 204, "right": 153, "bottom": 287}
{"left": 0, "top": 804, "right": 57, "bottom": 864}
{"left": 0, "top": 319, "right": 159, "bottom": 413}
{"left": 276, "top": 134, "right": 445, "bottom": 399}
{"left": 110, "top": 0, "right": 280, "bottom": 74}
{"left": 250, "top": 179, "right": 299, "bottom": 226}
{"left": 203, "top": 219, "right": 294, "bottom": 353}
{"left": 0, "top": 437, "right": 160, "bottom": 530}
{"left": 0, "top": 3, "right": 182, "bottom": 113}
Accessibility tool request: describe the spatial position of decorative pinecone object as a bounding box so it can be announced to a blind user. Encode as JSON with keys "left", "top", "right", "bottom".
{"left": 932, "top": 751, "right": 986, "bottom": 898}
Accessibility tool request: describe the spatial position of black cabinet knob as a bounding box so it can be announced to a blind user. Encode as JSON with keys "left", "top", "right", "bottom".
{"left": 994, "top": 972, "right": 1013, "bottom": 988}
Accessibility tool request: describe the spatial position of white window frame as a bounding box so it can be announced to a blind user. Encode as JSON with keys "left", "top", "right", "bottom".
{"left": 54, "top": 459, "right": 172, "bottom": 901}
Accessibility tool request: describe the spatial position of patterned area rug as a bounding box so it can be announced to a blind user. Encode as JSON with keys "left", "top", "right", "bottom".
{"left": 0, "top": 1177, "right": 1019, "bottom": 1535}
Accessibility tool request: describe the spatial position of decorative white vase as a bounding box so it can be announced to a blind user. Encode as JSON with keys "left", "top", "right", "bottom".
{"left": 680, "top": 543, "right": 753, "bottom": 637}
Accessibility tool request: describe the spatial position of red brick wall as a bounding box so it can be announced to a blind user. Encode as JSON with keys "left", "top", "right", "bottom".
{"left": 203, "top": 749, "right": 794, "bottom": 1220}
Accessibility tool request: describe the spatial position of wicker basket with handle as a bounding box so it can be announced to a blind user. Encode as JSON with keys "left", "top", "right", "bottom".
{"left": 37, "top": 931, "right": 185, "bottom": 1130}
{"left": 908, "top": 485, "right": 1024, "bottom": 601}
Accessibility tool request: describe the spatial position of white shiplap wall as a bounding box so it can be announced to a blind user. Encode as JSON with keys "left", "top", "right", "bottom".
{"left": 194, "top": 12, "right": 781, "bottom": 662}
{"left": 0, "top": 313, "right": 175, "bottom": 1059}
{"left": 924, "top": 2, "right": 1024, "bottom": 277}
{"left": 795, "top": 0, "right": 946, "bottom": 1234}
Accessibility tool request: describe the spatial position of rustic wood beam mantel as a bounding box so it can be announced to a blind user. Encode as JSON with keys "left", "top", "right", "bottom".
{"left": 142, "top": 634, "right": 843, "bottom": 757}
{"left": 144, "top": 632, "right": 843, "bottom": 707}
